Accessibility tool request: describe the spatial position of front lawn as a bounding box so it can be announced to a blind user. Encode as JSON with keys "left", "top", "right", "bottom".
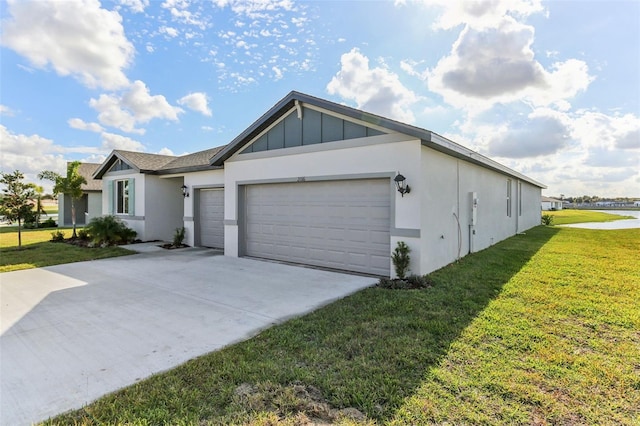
{"left": 544, "top": 209, "right": 634, "bottom": 225}
{"left": 0, "top": 227, "right": 132, "bottom": 273}
{"left": 44, "top": 225, "right": 640, "bottom": 425}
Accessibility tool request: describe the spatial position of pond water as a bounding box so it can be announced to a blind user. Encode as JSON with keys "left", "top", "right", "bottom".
{"left": 559, "top": 210, "right": 640, "bottom": 230}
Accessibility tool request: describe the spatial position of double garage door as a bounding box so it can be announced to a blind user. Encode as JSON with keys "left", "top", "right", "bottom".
{"left": 244, "top": 179, "right": 391, "bottom": 276}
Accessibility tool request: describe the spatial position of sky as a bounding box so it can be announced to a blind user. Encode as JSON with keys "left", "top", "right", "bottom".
{"left": 1, "top": 0, "right": 639, "bottom": 198}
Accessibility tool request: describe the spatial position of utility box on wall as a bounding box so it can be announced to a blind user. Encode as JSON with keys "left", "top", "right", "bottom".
{"left": 470, "top": 192, "right": 478, "bottom": 226}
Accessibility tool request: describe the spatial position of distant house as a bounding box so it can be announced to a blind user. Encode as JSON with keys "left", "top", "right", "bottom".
{"left": 541, "top": 196, "right": 563, "bottom": 211}
{"left": 635, "top": 201, "right": 640, "bottom": 207}
{"left": 58, "top": 163, "right": 102, "bottom": 227}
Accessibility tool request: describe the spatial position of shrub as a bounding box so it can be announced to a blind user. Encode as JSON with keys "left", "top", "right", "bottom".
{"left": 541, "top": 214, "right": 554, "bottom": 226}
{"left": 50, "top": 230, "right": 65, "bottom": 242}
{"left": 173, "top": 226, "right": 186, "bottom": 247}
{"left": 40, "top": 217, "right": 57, "bottom": 228}
{"left": 86, "top": 215, "right": 137, "bottom": 246}
{"left": 77, "top": 228, "right": 90, "bottom": 241}
{"left": 391, "top": 241, "right": 411, "bottom": 279}
{"left": 378, "top": 274, "right": 434, "bottom": 290}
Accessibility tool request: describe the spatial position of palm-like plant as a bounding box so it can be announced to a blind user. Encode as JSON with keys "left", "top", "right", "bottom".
{"left": 39, "top": 161, "right": 87, "bottom": 239}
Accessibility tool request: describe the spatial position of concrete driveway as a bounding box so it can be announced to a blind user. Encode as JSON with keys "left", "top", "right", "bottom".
{"left": 0, "top": 247, "right": 376, "bottom": 425}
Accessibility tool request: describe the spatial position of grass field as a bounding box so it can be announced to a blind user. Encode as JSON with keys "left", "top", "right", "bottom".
{"left": 0, "top": 227, "right": 132, "bottom": 273}
{"left": 544, "top": 209, "right": 634, "bottom": 225}
{"left": 43, "top": 225, "right": 640, "bottom": 425}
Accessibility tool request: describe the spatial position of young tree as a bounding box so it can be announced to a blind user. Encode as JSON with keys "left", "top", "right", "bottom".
{"left": 39, "top": 161, "right": 87, "bottom": 239}
{"left": 0, "top": 170, "right": 36, "bottom": 248}
{"left": 32, "top": 185, "right": 47, "bottom": 228}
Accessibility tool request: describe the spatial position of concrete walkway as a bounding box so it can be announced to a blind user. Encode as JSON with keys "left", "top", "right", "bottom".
{"left": 0, "top": 247, "right": 376, "bottom": 425}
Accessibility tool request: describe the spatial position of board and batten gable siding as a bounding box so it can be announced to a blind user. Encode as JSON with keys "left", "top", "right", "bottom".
{"left": 420, "top": 146, "right": 542, "bottom": 274}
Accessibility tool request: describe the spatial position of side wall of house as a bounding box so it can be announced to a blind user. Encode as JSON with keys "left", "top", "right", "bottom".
{"left": 182, "top": 169, "right": 225, "bottom": 248}
{"left": 420, "top": 147, "right": 542, "bottom": 274}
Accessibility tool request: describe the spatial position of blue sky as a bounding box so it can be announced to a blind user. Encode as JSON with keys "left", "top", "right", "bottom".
{"left": 1, "top": 0, "right": 638, "bottom": 197}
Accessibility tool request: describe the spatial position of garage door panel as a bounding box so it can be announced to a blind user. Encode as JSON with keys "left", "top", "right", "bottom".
{"left": 245, "top": 179, "right": 390, "bottom": 275}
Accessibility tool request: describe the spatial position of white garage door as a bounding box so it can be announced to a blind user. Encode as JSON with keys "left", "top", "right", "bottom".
{"left": 244, "top": 179, "right": 390, "bottom": 275}
{"left": 198, "top": 188, "right": 224, "bottom": 248}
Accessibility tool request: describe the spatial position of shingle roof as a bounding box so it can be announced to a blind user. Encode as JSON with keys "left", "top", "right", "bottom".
{"left": 158, "top": 146, "right": 225, "bottom": 172}
{"left": 541, "top": 196, "right": 562, "bottom": 202}
{"left": 75, "top": 162, "right": 102, "bottom": 191}
{"left": 114, "top": 150, "right": 177, "bottom": 171}
{"left": 210, "top": 91, "right": 546, "bottom": 189}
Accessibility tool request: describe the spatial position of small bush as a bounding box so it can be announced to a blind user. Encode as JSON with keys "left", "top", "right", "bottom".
{"left": 86, "top": 215, "right": 137, "bottom": 246}
{"left": 77, "top": 228, "right": 90, "bottom": 241}
{"left": 173, "top": 226, "right": 186, "bottom": 247}
{"left": 541, "top": 214, "right": 554, "bottom": 226}
{"left": 50, "top": 230, "right": 65, "bottom": 242}
{"left": 391, "top": 241, "right": 411, "bottom": 279}
{"left": 378, "top": 274, "right": 434, "bottom": 290}
{"left": 41, "top": 217, "right": 57, "bottom": 228}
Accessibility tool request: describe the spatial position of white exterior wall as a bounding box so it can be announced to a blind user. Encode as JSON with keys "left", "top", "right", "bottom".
{"left": 86, "top": 192, "right": 102, "bottom": 224}
{"left": 420, "top": 147, "right": 542, "bottom": 274}
{"left": 101, "top": 172, "right": 146, "bottom": 239}
{"left": 223, "top": 134, "right": 423, "bottom": 276}
{"left": 145, "top": 176, "right": 184, "bottom": 241}
{"left": 182, "top": 169, "right": 224, "bottom": 247}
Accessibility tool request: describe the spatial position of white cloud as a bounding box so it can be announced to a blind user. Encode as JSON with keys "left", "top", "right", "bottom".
{"left": 68, "top": 118, "right": 105, "bottom": 133}
{"left": 0, "top": 125, "right": 68, "bottom": 190}
{"left": 100, "top": 132, "right": 145, "bottom": 152}
{"left": 157, "top": 147, "right": 175, "bottom": 156}
{"left": 90, "top": 80, "right": 183, "bottom": 133}
{"left": 177, "top": 92, "right": 212, "bottom": 116}
{"left": 272, "top": 66, "right": 284, "bottom": 80}
{"left": 327, "top": 48, "right": 418, "bottom": 123}
{"left": 117, "top": 0, "right": 149, "bottom": 13}
{"left": 428, "top": 18, "right": 592, "bottom": 112}
{"left": 0, "top": 105, "right": 15, "bottom": 116}
{"left": 159, "top": 26, "right": 180, "bottom": 38}
{"left": 1, "top": 0, "right": 134, "bottom": 90}
{"left": 213, "top": 0, "right": 295, "bottom": 19}
{"left": 428, "top": 0, "right": 545, "bottom": 30}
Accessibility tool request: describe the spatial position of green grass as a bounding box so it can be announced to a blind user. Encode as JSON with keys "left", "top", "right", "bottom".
{"left": 544, "top": 209, "right": 634, "bottom": 225}
{"left": 0, "top": 227, "right": 132, "bottom": 272}
{"left": 43, "top": 226, "right": 640, "bottom": 425}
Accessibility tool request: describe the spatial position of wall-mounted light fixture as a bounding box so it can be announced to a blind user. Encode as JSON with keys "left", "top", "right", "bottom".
{"left": 180, "top": 184, "right": 189, "bottom": 198}
{"left": 394, "top": 173, "right": 410, "bottom": 197}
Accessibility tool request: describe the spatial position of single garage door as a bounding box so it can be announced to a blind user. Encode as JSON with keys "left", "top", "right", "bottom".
{"left": 244, "top": 179, "right": 390, "bottom": 276}
{"left": 198, "top": 188, "right": 224, "bottom": 248}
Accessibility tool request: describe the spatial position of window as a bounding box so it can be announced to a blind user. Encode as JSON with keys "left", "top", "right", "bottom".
{"left": 506, "top": 179, "right": 512, "bottom": 217}
{"left": 109, "top": 158, "right": 132, "bottom": 172}
{"left": 116, "top": 180, "right": 129, "bottom": 214}
{"left": 518, "top": 181, "right": 522, "bottom": 216}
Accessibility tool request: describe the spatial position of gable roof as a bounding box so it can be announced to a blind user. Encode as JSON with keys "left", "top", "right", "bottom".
{"left": 541, "top": 196, "right": 562, "bottom": 202}
{"left": 93, "top": 147, "right": 225, "bottom": 179}
{"left": 75, "top": 162, "right": 102, "bottom": 191}
{"left": 210, "top": 91, "right": 546, "bottom": 189}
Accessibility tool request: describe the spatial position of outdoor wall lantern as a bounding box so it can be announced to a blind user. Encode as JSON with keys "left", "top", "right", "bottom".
{"left": 181, "top": 184, "right": 190, "bottom": 198}
{"left": 394, "top": 173, "right": 410, "bottom": 197}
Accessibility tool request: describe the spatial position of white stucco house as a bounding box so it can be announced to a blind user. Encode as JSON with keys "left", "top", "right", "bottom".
{"left": 58, "top": 162, "right": 103, "bottom": 227}
{"left": 94, "top": 91, "right": 545, "bottom": 277}
{"left": 541, "top": 196, "right": 563, "bottom": 211}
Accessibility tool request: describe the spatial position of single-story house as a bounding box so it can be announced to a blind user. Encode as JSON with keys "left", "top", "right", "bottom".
{"left": 58, "top": 162, "right": 103, "bottom": 226}
{"left": 94, "top": 91, "right": 545, "bottom": 277}
{"left": 541, "top": 196, "right": 563, "bottom": 211}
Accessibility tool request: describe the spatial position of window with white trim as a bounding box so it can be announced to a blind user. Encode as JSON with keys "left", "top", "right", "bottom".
{"left": 116, "top": 179, "right": 130, "bottom": 214}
